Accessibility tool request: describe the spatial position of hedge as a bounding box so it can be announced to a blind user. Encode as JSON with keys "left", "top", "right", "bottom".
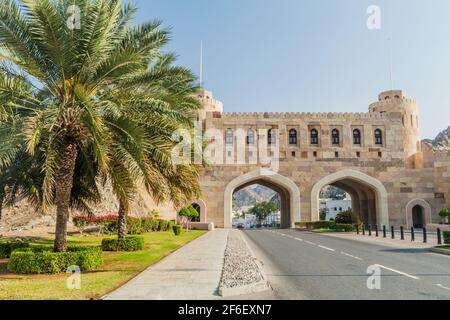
{"left": 331, "top": 223, "right": 356, "bottom": 232}
{"left": 7, "top": 246, "right": 103, "bottom": 274}
{"left": 304, "top": 221, "right": 355, "bottom": 232}
{"left": 444, "top": 231, "right": 450, "bottom": 244}
{"left": 0, "top": 242, "right": 30, "bottom": 258}
{"left": 101, "top": 236, "right": 145, "bottom": 252}
{"left": 103, "top": 217, "right": 173, "bottom": 235}
{"left": 304, "top": 221, "right": 336, "bottom": 230}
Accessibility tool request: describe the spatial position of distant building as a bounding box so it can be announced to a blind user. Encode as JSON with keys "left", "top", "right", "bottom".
{"left": 320, "top": 199, "right": 352, "bottom": 220}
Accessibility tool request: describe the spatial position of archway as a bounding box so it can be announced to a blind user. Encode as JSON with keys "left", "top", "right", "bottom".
{"left": 191, "top": 199, "right": 207, "bottom": 223}
{"left": 311, "top": 169, "right": 389, "bottom": 227}
{"left": 232, "top": 183, "right": 282, "bottom": 229}
{"left": 224, "top": 168, "right": 301, "bottom": 229}
{"left": 406, "top": 199, "right": 431, "bottom": 228}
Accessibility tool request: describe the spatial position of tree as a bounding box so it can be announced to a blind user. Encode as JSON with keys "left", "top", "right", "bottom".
{"left": 320, "top": 209, "right": 328, "bottom": 221}
{"left": 247, "top": 201, "right": 278, "bottom": 224}
{"left": 0, "top": 0, "right": 201, "bottom": 250}
{"left": 439, "top": 208, "right": 449, "bottom": 225}
{"left": 179, "top": 205, "right": 199, "bottom": 231}
{"left": 109, "top": 52, "right": 203, "bottom": 238}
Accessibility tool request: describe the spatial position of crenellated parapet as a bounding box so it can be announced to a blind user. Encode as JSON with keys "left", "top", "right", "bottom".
{"left": 220, "top": 111, "right": 390, "bottom": 120}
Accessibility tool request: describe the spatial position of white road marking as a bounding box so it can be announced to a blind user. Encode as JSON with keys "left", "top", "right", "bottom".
{"left": 436, "top": 284, "right": 450, "bottom": 291}
{"left": 340, "top": 252, "right": 363, "bottom": 261}
{"left": 375, "top": 264, "right": 420, "bottom": 280}
{"left": 295, "top": 238, "right": 303, "bottom": 242}
{"left": 305, "top": 241, "right": 316, "bottom": 246}
{"left": 318, "top": 245, "right": 335, "bottom": 252}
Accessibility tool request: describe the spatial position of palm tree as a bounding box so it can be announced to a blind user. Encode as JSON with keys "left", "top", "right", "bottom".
{"left": 0, "top": 0, "right": 202, "bottom": 250}
{"left": 104, "top": 53, "right": 203, "bottom": 238}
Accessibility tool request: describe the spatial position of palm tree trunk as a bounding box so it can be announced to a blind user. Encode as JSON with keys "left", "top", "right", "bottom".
{"left": 0, "top": 196, "right": 3, "bottom": 222}
{"left": 118, "top": 201, "right": 128, "bottom": 239}
{"left": 54, "top": 143, "right": 78, "bottom": 252}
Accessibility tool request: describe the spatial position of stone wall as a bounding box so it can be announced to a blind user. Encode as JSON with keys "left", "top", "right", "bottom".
{"left": 196, "top": 90, "right": 450, "bottom": 228}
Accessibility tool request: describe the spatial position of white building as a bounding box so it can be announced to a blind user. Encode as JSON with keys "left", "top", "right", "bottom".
{"left": 320, "top": 199, "right": 352, "bottom": 220}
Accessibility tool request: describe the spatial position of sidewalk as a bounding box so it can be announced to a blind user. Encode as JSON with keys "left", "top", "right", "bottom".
{"left": 318, "top": 231, "right": 436, "bottom": 249}
{"left": 103, "top": 229, "right": 230, "bottom": 300}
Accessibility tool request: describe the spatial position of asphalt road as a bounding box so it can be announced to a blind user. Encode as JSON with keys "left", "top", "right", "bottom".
{"left": 242, "top": 229, "right": 450, "bottom": 300}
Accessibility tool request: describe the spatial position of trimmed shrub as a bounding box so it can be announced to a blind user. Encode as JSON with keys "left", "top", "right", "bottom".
{"left": 102, "top": 217, "right": 172, "bottom": 235}
{"left": 0, "top": 242, "right": 30, "bottom": 259}
{"left": 127, "top": 218, "right": 143, "bottom": 235}
{"left": 304, "top": 221, "right": 354, "bottom": 232}
{"left": 335, "top": 210, "right": 360, "bottom": 225}
{"left": 101, "top": 236, "right": 145, "bottom": 252}
{"left": 158, "top": 220, "right": 170, "bottom": 232}
{"left": 332, "top": 223, "right": 356, "bottom": 232}
{"left": 444, "top": 231, "right": 450, "bottom": 245}
{"left": 141, "top": 217, "right": 159, "bottom": 232}
{"left": 172, "top": 225, "right": 182, "bottom": 236}
{"left": 305, "top": 221, "right": 336, "bottom": 230}
{"left": 7, "top": 246, "right": 103, "bottom": 274}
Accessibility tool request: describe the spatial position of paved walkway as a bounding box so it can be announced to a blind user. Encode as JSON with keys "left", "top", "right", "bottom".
{"left": 103, "top": 229, "right": 229, "bottom": 300}
{"left": 317, "top": 231, "right": 436, "bottom": 249}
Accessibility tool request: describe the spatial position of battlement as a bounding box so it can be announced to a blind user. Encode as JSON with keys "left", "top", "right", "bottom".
{"left": 198, "top": 89, "right": 223, "bottom": 112}
{"left": 220, "top": 111, "right": 390, "bottom": 120}
{"left": 369, "top": 98, "right": 417, "bottom": 109}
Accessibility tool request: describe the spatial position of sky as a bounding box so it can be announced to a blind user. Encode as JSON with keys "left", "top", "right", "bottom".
{"left": 134, "top": 0, "right": 450, "bottom": 139}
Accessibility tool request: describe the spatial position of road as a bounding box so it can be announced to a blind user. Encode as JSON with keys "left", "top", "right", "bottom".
{"left": 241, "top": 229, "right": 450, "bottom": 300}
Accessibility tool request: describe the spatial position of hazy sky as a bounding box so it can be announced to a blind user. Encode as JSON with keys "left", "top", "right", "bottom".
{"left": 134, "top": 0, "right": 450, "bottom": 139}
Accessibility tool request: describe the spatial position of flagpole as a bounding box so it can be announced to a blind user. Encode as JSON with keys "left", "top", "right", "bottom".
{"left": 200, "top": 40, "right": 203, "bottom": 88}
{"left": 388, "top": 37, "right": 394, "bottom": 90}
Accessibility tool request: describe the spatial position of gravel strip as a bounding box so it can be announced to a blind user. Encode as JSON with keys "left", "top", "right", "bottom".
{"left": 220, "top": 230, "right": 263, "bottom": 289}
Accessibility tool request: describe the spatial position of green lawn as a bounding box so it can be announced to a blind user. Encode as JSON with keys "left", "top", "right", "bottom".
{"left": 0, "top": 230, "right": 206, "bottom": 300}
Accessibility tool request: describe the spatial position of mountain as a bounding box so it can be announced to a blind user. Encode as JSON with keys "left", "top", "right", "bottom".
{"left": 423, "top": 126, "right": 450, "bottom": 151}
{"left": 320, "top": 186, "right": 348, "bottom": 200}
{"left": 233, "top": 185, "right": 279, "bottom": 210}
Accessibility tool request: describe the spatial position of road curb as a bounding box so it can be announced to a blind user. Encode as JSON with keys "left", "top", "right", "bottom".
{"left": 219, "top": 231, "right": 270, "bottom": 298}
{"left": 430, "top": 247, "right": 450, "bottom": 256}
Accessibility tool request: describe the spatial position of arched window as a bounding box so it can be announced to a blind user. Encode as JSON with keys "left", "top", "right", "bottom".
{"left": 331, "top": 129, "right": 340, "bottom": 145}
{"left": 246, "top": 129, "right": 255, "bottom": 145}
{"left": 374, "top": 129, "right": 383, "bottom": 145}
{"left": 310, "top": 129, "right": 319, "bottom": 145}
{"left": 268, "top": 129, "right": 276, "bottom": 145}
{"left": 226, "top": 128, "right": 234, "bottom": 145}
{"left": 353, "top": 129, "right": 361, "bottom": 145}
{"left": 289, "top": 129, "right": 298, "bottom": 145}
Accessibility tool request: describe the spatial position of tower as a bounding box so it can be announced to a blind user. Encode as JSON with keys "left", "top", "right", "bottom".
{"left": 197, "top": 89, "right": 223, "bottom": 122}
{"left": 369, "top": 90, "right": 423, "bottom": 168}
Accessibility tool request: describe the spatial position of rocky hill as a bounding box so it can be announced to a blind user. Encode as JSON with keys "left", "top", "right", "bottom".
{"left": 233, "top": 185, "right": 279, "bottom": 210}
{"left": 423, "top": 126, "right": 450, "bottom": 151}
